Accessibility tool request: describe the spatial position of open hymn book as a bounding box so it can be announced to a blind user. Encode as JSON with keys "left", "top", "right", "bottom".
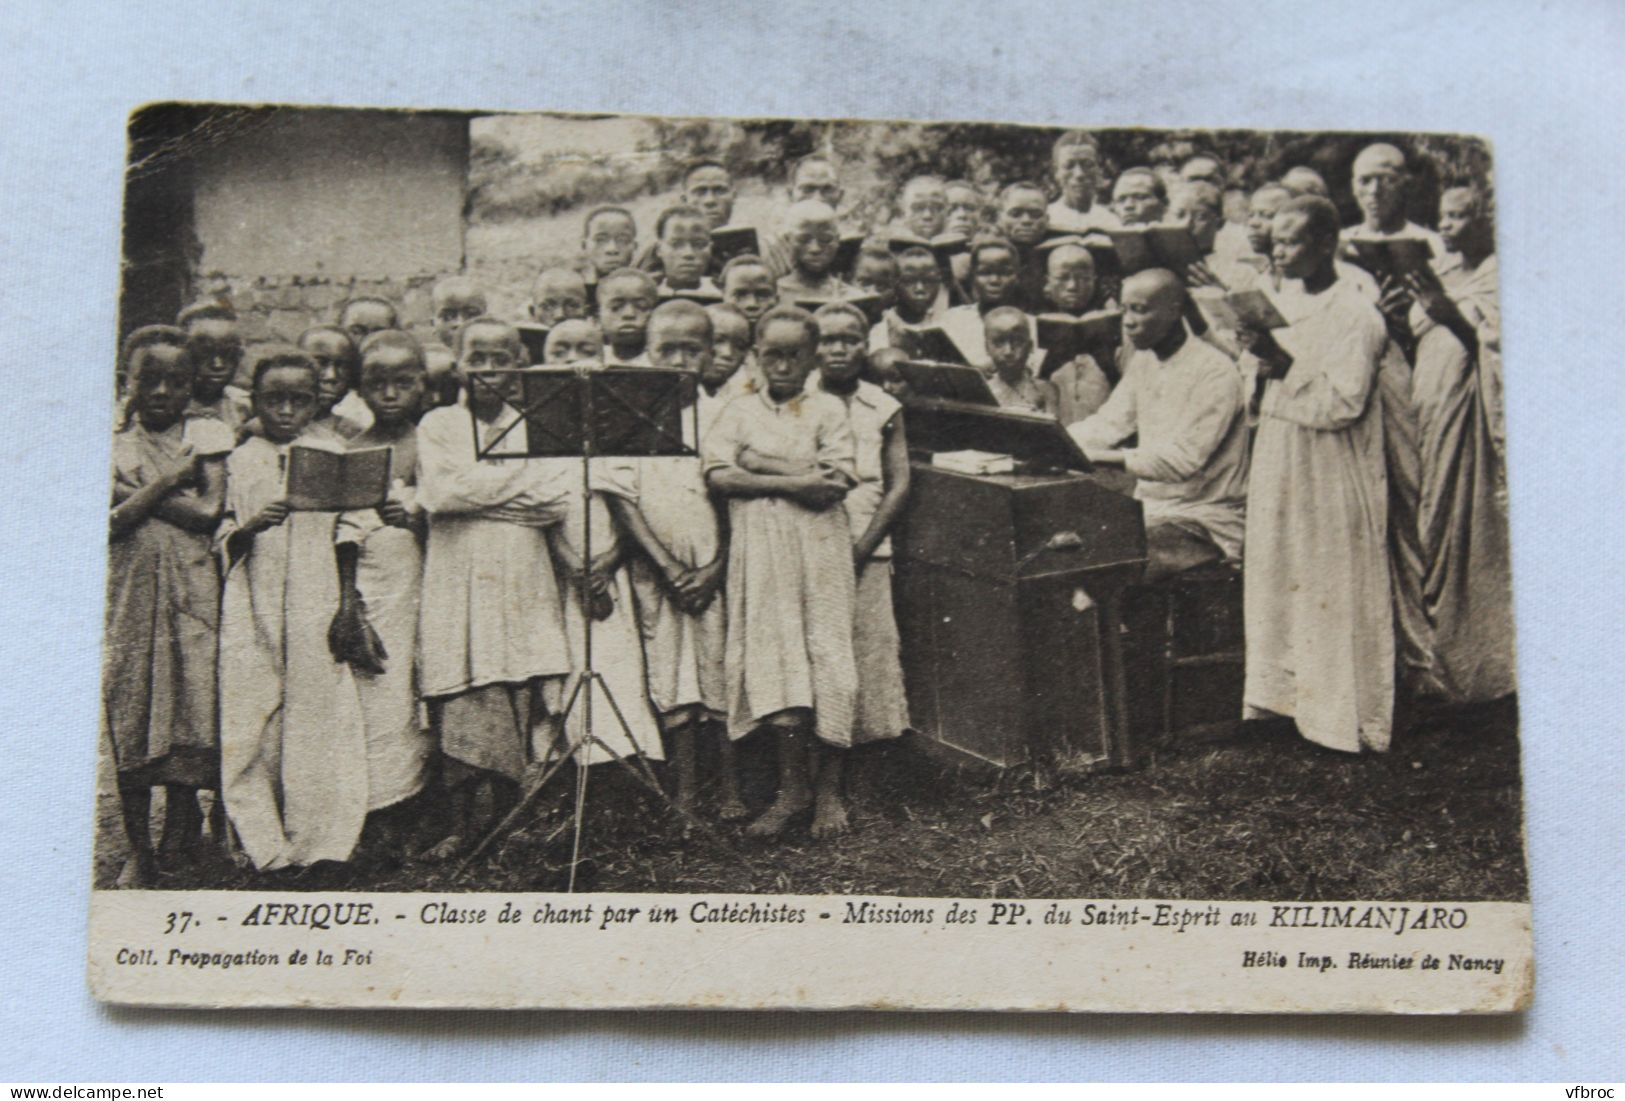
{"left": 1188, "top": 288, "right": 1290, "bottom": 333}
{"left": 1036, "top": 310, "right": 1124, "bottom": 378}
{"left": 282, "top": 445, "right": 392, "bottom": 511}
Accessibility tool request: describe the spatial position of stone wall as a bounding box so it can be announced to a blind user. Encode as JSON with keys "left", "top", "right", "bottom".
{"left": 197, "top": 271, "right": 446, "bottom": 347}
{"left": 185, "top": 107, "right": 468, "bottom": 347}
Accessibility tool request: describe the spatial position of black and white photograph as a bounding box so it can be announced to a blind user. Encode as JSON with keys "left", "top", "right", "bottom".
{"left": 90, "top": 103, "right": 1528, "bottom": 1011}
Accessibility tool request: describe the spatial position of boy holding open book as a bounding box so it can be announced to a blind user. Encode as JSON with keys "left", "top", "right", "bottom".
{"left": 1037, "top": 239, "right": 1116, "bottom": 424}
{"left": 217, "top": 347, "right": 373, "bottom": 872}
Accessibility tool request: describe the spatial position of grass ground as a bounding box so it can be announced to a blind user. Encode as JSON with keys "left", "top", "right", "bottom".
{"left": 97, "top": 698, "right": 1528, "bottom": 902}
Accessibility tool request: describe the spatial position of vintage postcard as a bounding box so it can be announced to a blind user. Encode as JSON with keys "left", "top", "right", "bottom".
{"left": 90, "top": 102, "right": 1530, "bottom": 1012}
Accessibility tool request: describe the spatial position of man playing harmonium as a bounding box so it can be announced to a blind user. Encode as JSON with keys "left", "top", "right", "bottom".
{"left": 1067, "top": 268, "right": 1248, "bottom": 582}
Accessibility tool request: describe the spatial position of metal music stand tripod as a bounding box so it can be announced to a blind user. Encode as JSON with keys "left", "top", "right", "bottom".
{"left": 455, "top": 366, "right": 748, "bottom": 888}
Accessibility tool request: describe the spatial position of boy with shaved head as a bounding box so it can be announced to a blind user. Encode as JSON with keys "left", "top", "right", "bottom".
{"left": 1235, "top": 182, "right": 1292, "bottom": 286}
{"left": 681, "top": 159, "right": 737, "bottom": 232}
{"left": 703, "top": 302, "right": 755, "bottom": 407}
{"left": 597, "top": 267, "right": 659, "bottom": 366}
{"left": 338, "top": 296, "right": 399, "bottom": 346}
{"left": 1235, "top": 196, "right": 1395, "bottom": 754}
{"left": 1070, "top": 269, "right": 1248, "bottom": 581}
{"left": 719, "top": 254, "right": 779, "bottom": 334}
{"left": 1048, "top": 131, "right": 1120, "bottom": 236}
{"left": 542, "top": 318, "right": 605, "bottom": 366}
{"left": 529, "top": 268, "right": 590, "bottom": 328}
{"left": 1280, "top": 165, "right": 1330, "bottom": 200}
{"left": 652, "top": 205, "right": 722, "bottom": 296}
{"left": 994, "top": 181, "right": 1052, "bottom": 312}
{"left": 1343, "top": 143, "right": 1446, "bottom": 257}
{"left": 868, "top": 245, "right": 949, "bottom": 354}
{"left": 178, "top": 301, "right": 252, "bottom": 438}
{"left": 982, "top": 306, "right": 1056, "bottom": 415}
{"left": 775, "top": 200, "right": 855, "bottom": 301}
{"left": 580, "top": 206, "right": 639, "bottom": 284}
{"left": 895, "top": 175, "right": 949, "bottom": 241}
{"left": 1111, "top": 168, "right": 1168, "bottom": 227}
{"left": 430, "top": 275, "right": 489, "bottom": 353}
{"left": 944, "top": 180, "right": 986, "bottom": 238}
{"left": 760, "top": 155, "right": 851, "bottom": 280}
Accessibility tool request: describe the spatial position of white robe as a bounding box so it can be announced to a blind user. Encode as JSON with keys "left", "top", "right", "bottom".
{"left": 415, "top": 404, "right": 575, "bottom": 697}
{"left": 1243, "top": 275, "right": 1394, "bottom": 752}
{"left": 831, "top": 381, "right": 910, "bottom": 742}
{"left": 1046, "top": 200, "right": 1120, "bottom": 237}
{"left": 545, "top": 458, "right": 666, "bottom": 763}
{"left": 1071, "top": 332, "right": 1249, "bottom": 562}
{"left": 335, "top": 466, "right": 431, "bottom": 812}
{"left": 217, "top": 434, "right": 369, "bottom": 869}
{"left": 1409, "top": 254, "right": 1516, "bottom": 702}
{"left": 596, "top": 416, "right": 727, "bottom": 720}
{"left": 702, "top": 386, "right": 859, "bottom": 746}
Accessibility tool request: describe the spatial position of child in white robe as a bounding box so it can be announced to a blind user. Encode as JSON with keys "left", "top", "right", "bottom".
{"left": 329, "top": 330, "right": 435, "bottom": 862}
{"left": 535, "top": 324, "right": 664, "bottom": 766}
{"left": 106, "top": 326, "right": 231, "bottom": 883}
{"left": 598, "top": 301, "right": 739, "bottom": 815}
{"left": 217, "top": 348, "right": 369, "bottom": 871}
{"left": 703, "top": 306, "right": 858, "bottom": 840}
{"left": 415, "top": 319, "right": 574, "bottom": 857}
{"left": 598, "top": 268, "right": 658, "bottom": 366}
{"left": 813, "top": 304, "right": 913, "bottom": 766}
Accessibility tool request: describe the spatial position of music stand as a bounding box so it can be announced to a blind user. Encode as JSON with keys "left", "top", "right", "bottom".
{"left": 897, "top": 360, "right": 1000, "bottom": 406}
{"left": 456, "top": 366, "right": 749, "bottom": 887}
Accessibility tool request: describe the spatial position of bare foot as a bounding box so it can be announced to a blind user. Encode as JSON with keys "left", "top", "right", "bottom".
{"left": 744, "top": 793, "right": 811, "bottom": 838}
{"left": 717, "top": 794, "right": 750, "bottom": 821}
{"left": 810, "top": 794, "right": 850, "bottom": 839}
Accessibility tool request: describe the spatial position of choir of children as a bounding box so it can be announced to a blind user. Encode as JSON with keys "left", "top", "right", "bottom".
{"left": 105, "top": 138, "right": 1513, "bottom": 882}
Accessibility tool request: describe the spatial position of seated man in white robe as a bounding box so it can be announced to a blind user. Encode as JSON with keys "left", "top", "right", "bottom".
{"left": 1069, "top": 269, "right": 1248, "bottom": 582}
